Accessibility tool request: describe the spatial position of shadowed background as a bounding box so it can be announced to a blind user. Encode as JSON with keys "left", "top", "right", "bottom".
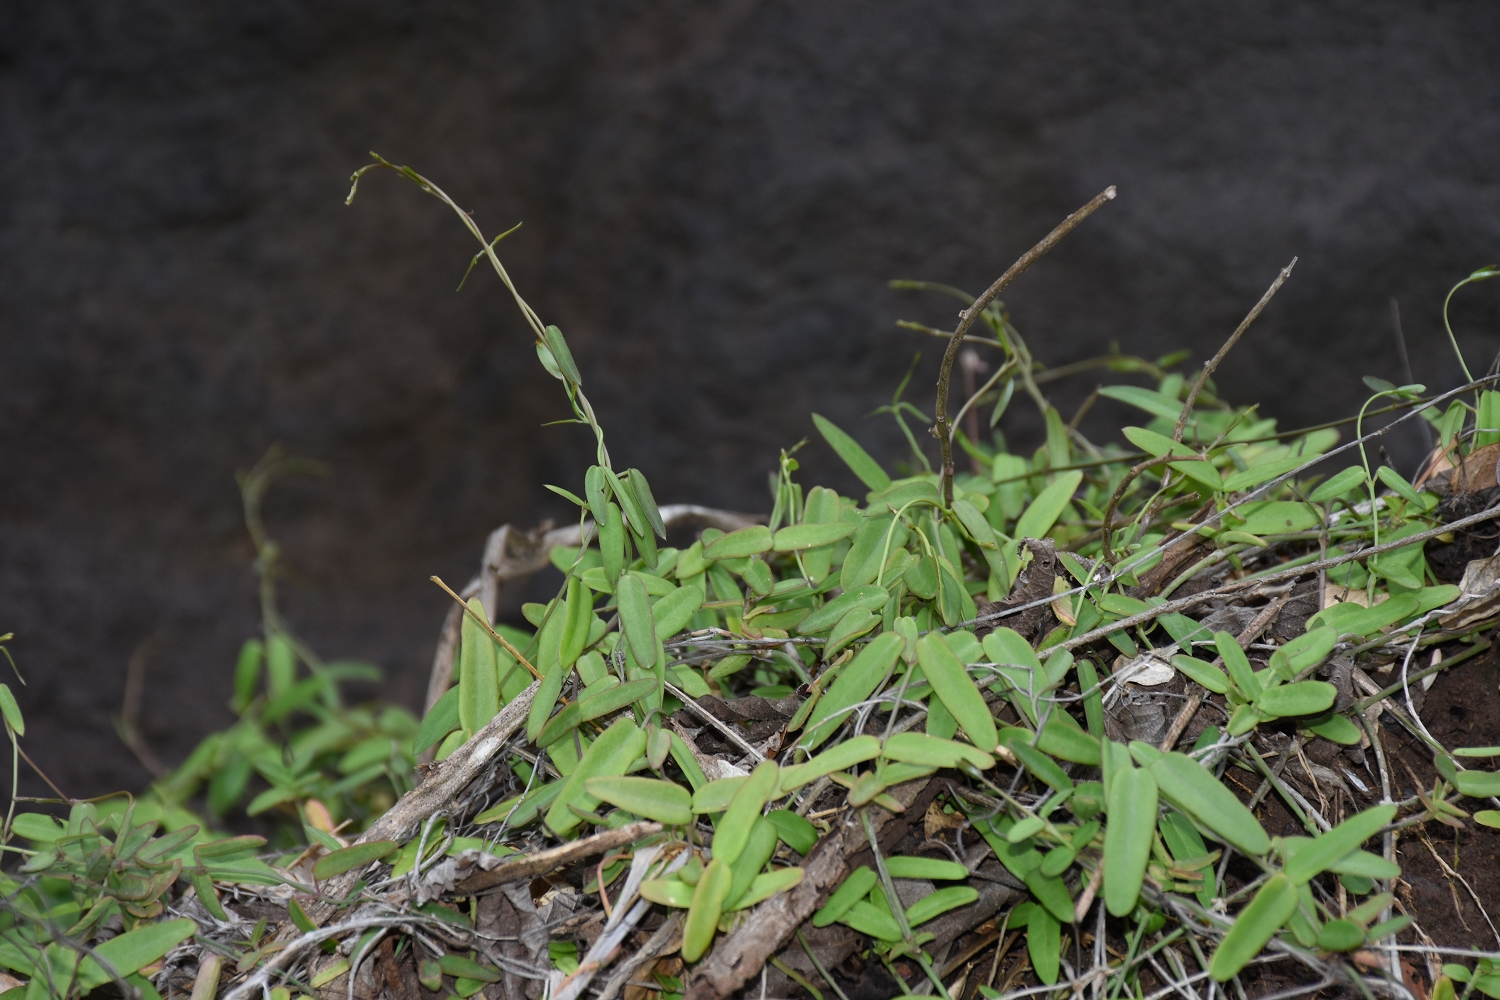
{"left": 2, "top": 1, "right": 1498, "bottom": 797}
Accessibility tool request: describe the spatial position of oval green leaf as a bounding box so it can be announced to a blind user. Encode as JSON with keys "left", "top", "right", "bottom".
{"left": 814, "top": 866, "right": 878, "bottom": 928}
{"left": 1123, "top": 426, "right": 1191, "bottom": 459}
{"left": 585, "top": 466, "right": 610, "bottom": 525}
{"left": 1148, "top": 751, "right": 1271, "bottom": 856}
{"left": 617, "top": 573, "right": 658, "bottom": 669}
{"left": 559, "top": 577, "right": 592, "bottom": 669}
{"left": 458, "top": 597, "right": 500, "bottom": 736}
{"left": 1104, "top": 765, "right": 1158, "bottom": 917}
{"left": 1209, "top": 874, "right": 1299, "bottom": 981}
{"left": 1329, "top": 848, "right": 1400, "bottom": 880}
{"left": 713, "top": 761, "right": 778, "bottom": 865}
{"left": 1040, "top": 844, "right": 1076, "bottom": 877}
{"left": 1304, "top": 711, "right": 1362, "bottom": 745}
{"left": 1256, "top": 681, "right": 1337, "bottom": 719}
{"left": 885, "top": 855, "right": 967, "bottom": 880}
{"left": 916, "top": 633, "right": 998, "bottom": 754}
{"left": 1026, "top": 905, "right": 1062, "bottom": 984}
{"left": 1098, "top": 385, "right": 1183, "bottom": 422}
{"left": 682, "top": 858, "right": 733, "bottom": 962}
{"left": 1172, "top": 458, "right": 1224, "bottom": 491}
{"left": 692, "top": 777, "right": 748, "bottom": 814}
{"left": 313, "top": 840, "right": 398, "bottom": 881}
{"left": 579, "top": 677, "right": 659, "bottom": 722}
{"left": 0, "top": 684, "right": 23, "bottom": 736}
{"left": 1283, "top": 804, "right": 1396, "bottom": 885}
{"left": 725, "top": 817, "right": 780, "bottom": 906}
{"left": 195, "top": 834, "right": 267, "bottom": 860}
{"left": 797, "top": 584, "right": 889, "bottom": 635}
{"left": 1015, "top": 471, "right": 1084, "bottom": 542}
{"left": 415, "top": 685, "right": 461, "bottom": 754}
{"left": 652, "top": 584, "right": 703, "bottom": 641}
{"left": 1377, "top": 465, "right": 1422, "bottom": 503}
{"left": 1214, "top": 631, "right": 1260, "bottom": 700}
{"left": 906, "top": 885, "right": 979, "bottom": 926}
{"left": 952, "top": 500, "right": 997, "bottom": 548}
{"left": 766, "top": 809, "right": 819, "bottom": 855}
{"left": 1223, "top": 454, "right": 1309, "bottom": 493}
{"left": 778, "top": 735, "right": 883, "bottom": 792}
{"left": 544, "top": 717, "right": 647, "bottom": 836}
{"left": 1036, "top": 718, "right": 1102, "bottom": 765}
{"left": 839, "top": 514, "right": 896, "bottom": 591}
{"left": 535, "top": 701, "right": 583, "bottom": 748}
{"left": 825, "top": 606, "right": 879, "bottom": 658}
{"left": 1269, "top": 626, "right": 1338, "bottom": 676}
{"left": 812, "top": 414, "right": 892, "bottom": 492}
{"left": 1236, "top": 501, "right": 1321, "bottom": 536}
{"left": 882, "top": 731, "right": 994, "bottom": 770}
{"left": 600, "top": 502, "right": 626, "bottom": 581}
{"left": 640, "top": 877, "right": 695, "bottom": 908}
{"left": 983, "top": 628, "right": 1042, "bottom": 670}
{"left": 804, "top": 633, "right": 904, "bottom": 749}
{"left": 542, "top": 325, "right": 582, "bottom": 386}
{"left": 1309, "top": 466, "right": 1367, "bottom": 504}
{"left": 77, "top": 918, "right": 197, "bottom": 989}
{"left": 1007, "top": 816, "right": 1046, "bottom": 843}
{"left": 584, "top": 776, "right": 692, "bottom": 825}
{"left": 774, "top": 522, "right": 858, "bottom": 551}
{"left": 1002, "top": 731, "right": 1075, "bottom": 793}
{"left": 728, "top": 866, "right": 805, "bottom": 910}
{"left": 440, "top": 954, "right": 502, "bottom": 983}
{"left": 625, "top": 469, "right": 666, "bottom": 539}
{"left": 1317, "top": 919, "right": 1365, "bottom": 952}
{"left": 1454, "top": 770, "right": 1500, "bottom": 798}
{"left": 841, "top": 900, "right": 903, "bottom": 942}
{"left": 601, "top": 468, "right": 646, "bottom": 539}
{"left": 703, "top": 525, "right": 774, "bottom": 560}
{"left": 1170, "top": 655, "right": 1230, "bottom": 695}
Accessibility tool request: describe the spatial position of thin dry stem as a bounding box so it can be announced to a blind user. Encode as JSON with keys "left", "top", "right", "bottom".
{"left": 1170, "top": 259, "right": 1296, "bottom": 446}
{"left": 934, "top": 187, "right": 1116, "bottom": 505}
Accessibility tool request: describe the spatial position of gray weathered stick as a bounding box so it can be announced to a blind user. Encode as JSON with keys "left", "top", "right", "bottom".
{"left": 597, "top": 914, "right": 683, "bottom": 1000}
{"left": 686, "top": 778, "right": 934, "bottom": 1000}
{"left": 1170, "top": 258, "right": 1296, "bottom": 446}
{"left": 452, "top": 820, "right": 663, "bottom": 894}
{"left": 687, "top": 815, "right": 854, "bottom": 1000}
{"left": 279, "top": 679, "right": 540, "bottom": 936}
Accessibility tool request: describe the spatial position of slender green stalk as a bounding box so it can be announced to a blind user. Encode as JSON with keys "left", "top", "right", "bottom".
{"left": 1442, "top": 267, "right": 1500, "bottom": 384}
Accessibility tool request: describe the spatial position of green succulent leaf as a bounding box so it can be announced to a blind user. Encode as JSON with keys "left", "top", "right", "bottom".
{"left": 812, "top": 414, "right": 892, "bottom": 492}
{"left": 1144, "top": 748, "right": 1270, "bottom": 856}
{"left": 312, "top": 840, "right": 398, "bottom": 880}
{"left": 584, "top": 776, "right": 692, "bottom": 825}
{"left": 1104, "top": 764, "right": 1158, "bottom": 917}
{"left": 1209, "top": 874, "right": 1299, "bottom": 981}
{"left": 916, "top": 633, "right": 998, "bottom": 754}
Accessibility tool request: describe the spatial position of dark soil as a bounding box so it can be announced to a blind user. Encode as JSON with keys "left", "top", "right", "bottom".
{"left": 1387, "top": 645, "right": 1500, "bottom": 965}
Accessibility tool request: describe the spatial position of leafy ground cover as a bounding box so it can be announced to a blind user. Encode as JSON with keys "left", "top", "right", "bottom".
{"left": 3, "top": 162, "right": 1500, "bottom": 1000}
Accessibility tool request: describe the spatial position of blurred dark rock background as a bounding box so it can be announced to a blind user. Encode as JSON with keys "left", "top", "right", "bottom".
{"left": 1, "top": 1, "right": 1497, "bottom": 796}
